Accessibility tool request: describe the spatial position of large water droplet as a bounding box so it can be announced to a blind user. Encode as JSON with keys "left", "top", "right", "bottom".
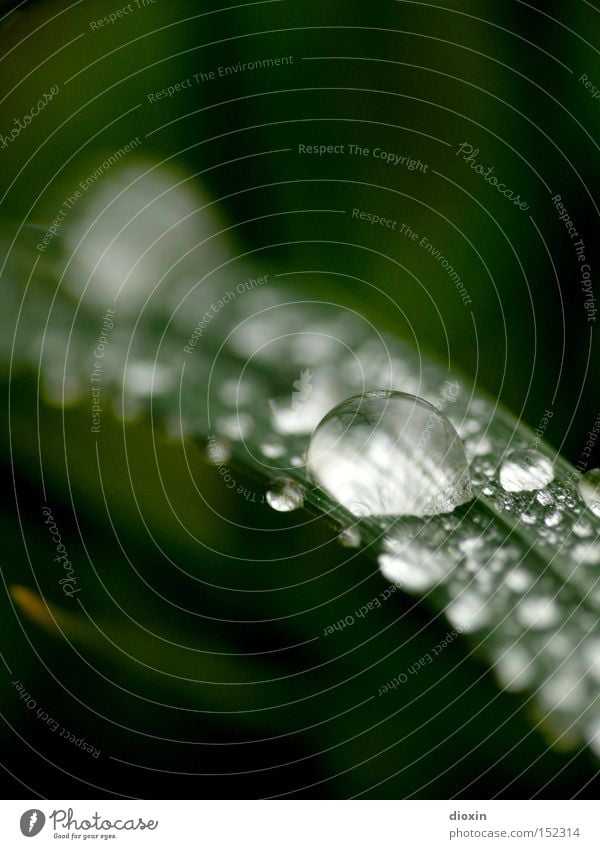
{"left": 499, "top": 449, "right": 554, "bottom": 493}
{"left": 578, "top": 469, "right": 600, "bottom": 518}
{"left": 266, "top": 479, "right": 304, "bottom": 512}
{"left": 307, "top": 391, "right": 472, "bottom": 517}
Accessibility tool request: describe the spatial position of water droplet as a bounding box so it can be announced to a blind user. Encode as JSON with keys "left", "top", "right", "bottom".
{"left": 499, "top": 450, "right": 554, "bottom": 493}
{"left": 217, "top": 412, "right": 253, "bottom": 441}
{"left": 544, "top": 511, "right": 561, "bottom": 527}
{"left": 494, "top": 645, "right": 533, "bottom": 692}
{"left": 261, "top": 441, "right": 285, "bottom": 459}
{"left": 445, "top": 591, "right": 490, "bottom": 633}
{"left": 573, "top": 518, "right": 592, "bottom": 537}
{"left": 378, "top": 534, "right": 450, "bottom": 592}
{"left": 124, "top": 361, "right": 172, "bottom": 397}
{"left": 571, "top": 541, "right": 600, "bottom": 565}
{"left": 517, "top": 595, "right": 559, "bottom": 629}
{"left": 266, "top": 479, "right": 304, "bottom": 512}
{"left": 307, "top": 391, "right": 472, "bottom": 518}
{"left": 578, "top": 469, "right": 600, "bottom": 518}
{"left": 536, "top": 490, "right": 553, "bottom": 507}
{"left": 206, "top": 436, "right": 230, "bottom": 464}
{"left": 338, "top": 526, "right": 361, "bottom": 548}
{"left": 504, "top": 567, "right": 533, "bottom": 593}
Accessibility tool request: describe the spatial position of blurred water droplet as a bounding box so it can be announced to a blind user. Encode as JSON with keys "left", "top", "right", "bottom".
{"left": 206, "top": 436, "right": 230, "bottom": 464}
{"left": 378, "top": 534, "right": 451, "bottom": 592}
{"left": 261, "top": 441, "right": 285, "bottom": 459}
{"left": 307, "top": 390, "right": 472, "bottom": 518}
{"left": 266, "top": 479, "right": 304, "bottom": 512}
{"left": 571, "top": 541, "right": 600, "bottom": 565}
{"left": 517, "top": 595, "right": 559, "bottom": 629}
{"left": 445, "top": 591, "right": 490, "bottom": 633}
{"left": 544, "top": 511, "right": 561, "bottom": 527}
{"left": 578, "top": 469, "right": 600, "bottom": 518}
{"left": 573, "top": 518, "right": 592, "bottom": 538}
{"left": 494, "top": 645, "right": 534, "bottom": 692}
{"left": 338, "top": 527, "right": 361, "bottom": 548}
{"left": 504, "top": 567, "right": 533, "bottom": 592}
{"left": 499, "top": 450, "right": 554, "bottom": 493}
{"left": 217, "top": 413, "right": 253, "bottom": 441}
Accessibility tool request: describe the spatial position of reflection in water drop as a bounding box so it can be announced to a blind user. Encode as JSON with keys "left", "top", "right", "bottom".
{"left": 578, "top": 469, "right": 600, "bottom": 518}
{"left": 307, "top": 391, "right": 473, "bottom": 518}
{"left": 266, "top": 479, "right": 304, "bottom": 512}
{"left": 499, "top": 450, "right": 554, "bottom": 493}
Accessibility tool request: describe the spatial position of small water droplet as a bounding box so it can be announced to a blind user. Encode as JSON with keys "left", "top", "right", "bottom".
{"left": 536, "top": 490, "right": 553, "bottom": 507}
{"left": 573, "top": 518, "right": 592, "bottom": 537}
{"left": 499, "top": 450, "right": 554, "bottom": 493}
{"left": 517, "top": 595, "right": 559, "bottom": 629}
{"left": 571, "top": 541, "right": 600, "bottom": 565}
{"left": 338, "top": 526, "right": 361, "bottom": 548}
{"left": 266, "top": 479, "right": 304, "bottom": 512}
{"left": 261, "top": 441, "right": 285, "bottom": 459}
{"left": 494, "top": 645, "right": 534, "bottom": 692}
{"left": 445, "top": 591, "right": 490, "bottom": 633}
{"left": 578, "top": 469, "right": 600, "bottom": 518}
{"left": 544, "top": 511, "right": 561, "bottom": 527}
{"left": 307, "top": 391, "right": 473, "bottom": 518}
{"left": 378, "top": 534, "right": 450, "bottom": 592}
{"left": 206, "top": 436, "right": 230, "bottom": 464}
{"left": 217, "top": 413, "right": 253, "bottom": 441}
{"left": 504, "top": 567, "right": 533, "bottom": 593}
